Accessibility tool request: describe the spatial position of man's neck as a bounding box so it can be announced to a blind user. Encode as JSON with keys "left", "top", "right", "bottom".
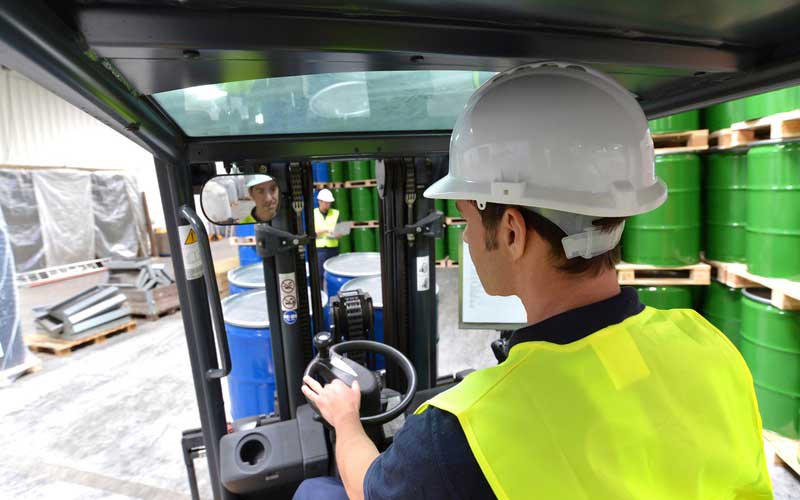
{"left": 517, "top": 268, "right": 621, "bottom": 325}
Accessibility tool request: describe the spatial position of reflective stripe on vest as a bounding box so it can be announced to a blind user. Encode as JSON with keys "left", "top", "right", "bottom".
{"left": 416, "top": 307, "right": 773, "bottom": 500}
{"left": 314, "top": 208, "right": 339, "bottom": 248}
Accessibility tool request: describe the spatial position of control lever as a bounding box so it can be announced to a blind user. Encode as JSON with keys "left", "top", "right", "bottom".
{"left": 395, "top": 210, "right": 445, "bottom": 238}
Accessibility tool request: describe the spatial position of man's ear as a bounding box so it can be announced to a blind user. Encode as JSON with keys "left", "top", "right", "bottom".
{"left": 502, "top": 208, "right": 528, "bottom": 261}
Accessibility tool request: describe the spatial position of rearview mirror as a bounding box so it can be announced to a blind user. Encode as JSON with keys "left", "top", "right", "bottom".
{"left": 201, "top": 174, "right": 280, "bottom": 225}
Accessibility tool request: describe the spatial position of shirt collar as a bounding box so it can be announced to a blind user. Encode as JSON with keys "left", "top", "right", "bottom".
{"left": 508, "top": 287, "right": 644, "bottom": 350}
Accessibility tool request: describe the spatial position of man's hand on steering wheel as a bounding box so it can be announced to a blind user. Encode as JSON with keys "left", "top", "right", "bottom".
{"left": 302, "top": 376, "right": 362, "bottom": 430}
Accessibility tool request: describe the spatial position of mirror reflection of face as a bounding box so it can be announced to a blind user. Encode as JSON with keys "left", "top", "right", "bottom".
{"left": 250, "top": 180, "right": 280, "bottom": 222}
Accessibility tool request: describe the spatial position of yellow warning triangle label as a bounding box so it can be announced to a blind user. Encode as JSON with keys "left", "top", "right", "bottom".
{"left": 184, "top": 228, "right": 198, "bottom": 245}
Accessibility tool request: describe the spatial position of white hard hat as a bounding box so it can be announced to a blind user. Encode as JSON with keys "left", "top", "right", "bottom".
{"left": 317, "top": 189, "right": 335, "bottom": 203}
{"left": 246, "top": 174, "right": 274, "bottom": 189}
{"left": 424, "top": 61, "right": 667, "bottom": 258}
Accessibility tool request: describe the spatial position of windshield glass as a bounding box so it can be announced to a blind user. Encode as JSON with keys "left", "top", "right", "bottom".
{"left": 153, "top": 71, "right": 495, "bottom": 137}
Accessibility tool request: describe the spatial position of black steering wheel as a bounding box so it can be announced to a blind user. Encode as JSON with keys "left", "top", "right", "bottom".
{"left": 303, "top": 333, "right": 418, "bottom": 425}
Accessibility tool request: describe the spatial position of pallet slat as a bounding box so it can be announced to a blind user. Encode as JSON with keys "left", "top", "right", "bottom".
{"left": 0, "top": 355, "right": 42, "bottom": 387}
{"left": 764, "top": 430, "right": 800, "bottom": 477}
{"left": 652, "top": 129, "right": 709, "bottom": 154}
{"left": 615, "top": 262, "right": 710, "bottom": 286}
{"left": 706, "top": 260, "right": 800, "bottom": 310}
{"left": 25, "top": 320, "right": 137, "bottom": 357}
{"left": 343, "top": 179, "right": 378, "bottom": 188}
{"left": 709, "top": 109, "right": 800, "bottom": 149}
{"left": 312, "top": 182, "right": 344, "bottom": 190}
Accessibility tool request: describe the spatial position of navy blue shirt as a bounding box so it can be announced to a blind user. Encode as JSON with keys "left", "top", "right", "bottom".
{"left": 363, "top": 287, "right": 644, "bottom": 500}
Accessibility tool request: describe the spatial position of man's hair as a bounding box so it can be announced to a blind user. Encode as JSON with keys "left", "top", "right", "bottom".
{"left": 477, "top": 202, "right": 625, "bottom": 276}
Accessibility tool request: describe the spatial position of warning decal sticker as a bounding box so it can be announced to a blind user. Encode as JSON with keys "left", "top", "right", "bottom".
{"left": 184, "top": 228, "right": 198, "bottom": 245}
{"left": 278, "top": 272, "right": 299, "bottom": 319}
{"left": 178, "top": 225, "right": 203, "bottom": 280}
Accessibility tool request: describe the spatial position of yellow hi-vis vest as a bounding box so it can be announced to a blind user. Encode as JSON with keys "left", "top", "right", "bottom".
{"left": 314, "top": 208, "right": 339, "bottom": 248}
{"left": 417, "top": 307, "right": 773, "bottom": 500}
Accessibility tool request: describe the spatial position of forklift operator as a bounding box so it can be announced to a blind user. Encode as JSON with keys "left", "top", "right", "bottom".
{"left": 240, "top": 174, "right": 279, "bottom": 223}
{"left": 296, "top": 63, "right": 772, "bottom": 499}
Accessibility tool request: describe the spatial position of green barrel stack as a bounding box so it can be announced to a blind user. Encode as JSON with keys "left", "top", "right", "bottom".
{"left": 623, "top": 153, "right": 701, "bottom": 265}
{"left": 704, "top": 151, "right": 748, "bottom": 262}
{"left": 702, "top": 282, "right": 743, "bottom": 348}
{"left": 746, "top": 144, "right": 800, "bottom": 279}
{"left": 740, "top": 288, "right": 800, "bottom": 438}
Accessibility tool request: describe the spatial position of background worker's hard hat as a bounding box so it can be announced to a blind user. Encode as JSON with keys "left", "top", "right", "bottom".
{"left": 424, "top": 61, "right": 667, "bottom": 218}
{"left": 246, "top": 174, "right": 274, "bottom": 189}
{"left": 317, "top": 189, "right": 335, "bottom": 203}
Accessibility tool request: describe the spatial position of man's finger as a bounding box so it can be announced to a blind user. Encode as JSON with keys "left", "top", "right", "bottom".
{"left": 351, "top": 380, "right": 360, "bottom": 393}
{"left": 301, "top": 385, "right": 319, "bottom": 402}
{"left": 303, "top": 376, "right": 324, "bottom": 393}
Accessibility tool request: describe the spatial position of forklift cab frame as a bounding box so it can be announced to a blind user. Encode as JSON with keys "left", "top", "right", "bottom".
{"left": 3, "top": 1, "right": 800, "bottom": 498}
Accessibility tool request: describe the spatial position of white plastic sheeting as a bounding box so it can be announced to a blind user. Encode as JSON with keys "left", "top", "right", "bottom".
{"left": 0, "top": 209, "right": 25, "bottom": 371}
{"left": 0, "top": 69, "right": 165, "bottom": 227}
{"left": 202, "top": 179, "right": 233, "bottom": 223}
{"left": 33, "top": 169, "right": 96, "bottom": 267}
{"left": 0, "top": 170, "right": 45, "bottom": 271}
{"left": 91, "top": 172, "right": 150, "bottom": 259}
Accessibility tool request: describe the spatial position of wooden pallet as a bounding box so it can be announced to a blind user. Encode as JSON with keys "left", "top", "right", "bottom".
{"left": 708, "top": 128, "right": 756, "bottom": 149}
{"left": 616, "top": 262, "right": 710, "bottom": 285}
{"left": 122, "top": 283, "right": 181, "bottom": 320}
{"left": 313, "top": 182, "right": 344, "bottom": 190}
{"left": 764, "top": 430, "right": 800, "bottom": 478}
{"left": 0, "top": 355, "right": 43, "bottom": 387}
{"left": 351, "top": 220, "right": 379, "bottom": 228}
{"left": 652, "top": 129, "right": 709, "bottom": 154}
{"left": 710, "top": 109, "right": 800, "bottom": 149}
{"left": 343, "top": 179, "right": 377, "bottom": 188}
{"left": 230, "top": 236, "right": 256, "bottom": 246}
{"left": 215, "top": 256, "right": 239, "bottom": 299}
{"left": 435, "top": 259, "right": 448, "bottom": 268}
{"left": 25, "top": 320, "right": 137, "bottom": 357}
{"left": 445, "top": 217, "right": 466, "bottom": 225}
{"left": 706, "top": 260, "right": 800, "bottom": 310}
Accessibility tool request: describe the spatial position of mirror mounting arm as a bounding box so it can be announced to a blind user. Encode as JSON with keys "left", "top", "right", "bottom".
{"left": 255, "top": 224, "right": 314, "bottom": 258}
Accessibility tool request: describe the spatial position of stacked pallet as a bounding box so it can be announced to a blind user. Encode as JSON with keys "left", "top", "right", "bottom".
{"left": 107, "top": 259, "right": 179, "bottom": 320}
{"left": 29, "top": 285, "right": 136, "bottom": 356}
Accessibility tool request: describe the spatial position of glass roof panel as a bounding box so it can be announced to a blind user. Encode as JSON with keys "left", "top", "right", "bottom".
{"left": 153, "top": 71, "right": 496, "bottom": 137}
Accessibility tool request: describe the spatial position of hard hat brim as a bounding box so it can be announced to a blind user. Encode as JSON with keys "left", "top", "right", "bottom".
{"left": 424, "top": 174, "right": 667, "bottom": 218}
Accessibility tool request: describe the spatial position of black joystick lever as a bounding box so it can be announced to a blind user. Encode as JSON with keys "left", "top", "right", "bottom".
{"left": 314, "top": 332, "right": 333, "bottom": 360}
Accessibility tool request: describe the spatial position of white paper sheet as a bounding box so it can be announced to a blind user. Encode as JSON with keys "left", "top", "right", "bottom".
{"left": 460, "top": 240, "right": 527, "bottom": 328}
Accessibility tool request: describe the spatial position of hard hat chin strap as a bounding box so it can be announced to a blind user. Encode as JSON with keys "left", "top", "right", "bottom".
{"left": 526, "top": 207, "right": 625, "bottom": 260}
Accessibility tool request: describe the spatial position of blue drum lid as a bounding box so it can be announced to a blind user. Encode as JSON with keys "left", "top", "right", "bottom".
{"left": 341, "top": 275, "right": 438, "bottom": 309}
{"left": 228, "top": 262, "right": 311, "bottom": 289}
{"left": 323, "top": 252, "right": 381, "bottom": 277}
{"left": 222, "top": 288, "right": 327, "bottom": 329}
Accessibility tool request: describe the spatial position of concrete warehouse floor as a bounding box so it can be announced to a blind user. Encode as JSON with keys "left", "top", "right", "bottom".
{"left": 1, "top": 242, "right": 798, "bottom": 499}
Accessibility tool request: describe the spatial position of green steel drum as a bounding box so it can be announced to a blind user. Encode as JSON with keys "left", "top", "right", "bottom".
{"left": 371, "top": 188, "right": 379, "bottom": 221}
{"left": 348, "top": 160, "right": 372, "bottom": 181}
{"left": 329, "top": 161, "right": 346, "bottom": 182}
{"left": 435, "top": 237, "right": 446, "bottom": 261}
{"left": 622, "top": 153, "right": 701, "bottom": 265}
{"left": 332, "top": 188, "right": 350, "bottom": 221}
{"left": 702, "top": 281, "right": 742, "bottom": 348}
{"left": 746, "top": 144, "right": 800, "bottom": 279}
{"left": 743, "top": 85, "right": 800, "bottom": 120}
{"left": 369, "top": 160, "right": 376, "bottom": 179}
{"left": 350, "top": 187, "right": 374, "bottom": 222}
{"left": 446, "top": 199, "right": 462, "bottom": 218}
{"left": 704, "top": 152, "right": 747, "bottom": 262}
{"left": 635, "top": 286, "right": 693, "bottom": 310}
{"left": 435, "top": 199, "right": 447, "bottom": 260}
{"left": 740, "top": 288, "right": 800, "bottom": 438}
{"left": 648, "top": 110, "right": 700, "bottom": 134}
{"left": 338, "top": 234, "right": 353, "bottom": 253}
{"left": 353, "top": 227, "right": 377, "bottom": 252}
{"left": 447, "top": 224, "right": 465, "bottom": 263}
{"left": 704, "top": 99, "right": 747, "bottom": 132}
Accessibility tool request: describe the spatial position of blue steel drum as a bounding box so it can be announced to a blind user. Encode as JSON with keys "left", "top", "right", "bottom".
{"left": 323, "top": 252, "right": 382, "bottom": 298}
{"left": 227, "top": 262, "right": 330, "bottom": 327}
{"left": 312, "top": 162, "right": 331, "bottom": 183}
{"left": 235, "top": 221, "right": 259, "bottom": 265}
{"left": 223, "top": 288, "right": 328, "bottom": 420}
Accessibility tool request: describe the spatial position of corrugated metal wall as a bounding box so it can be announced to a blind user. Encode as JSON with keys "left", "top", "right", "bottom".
{"left": 0, "top": 68, "right": 164, "bottom": 227}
